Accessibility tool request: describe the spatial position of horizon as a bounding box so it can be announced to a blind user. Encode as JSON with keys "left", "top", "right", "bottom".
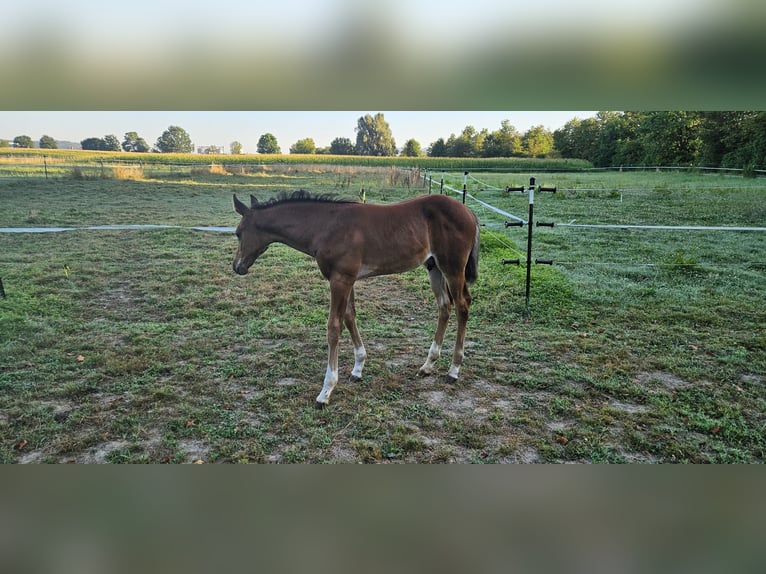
{"left": 0, "top": 111, "right": 596, "bottom": 154}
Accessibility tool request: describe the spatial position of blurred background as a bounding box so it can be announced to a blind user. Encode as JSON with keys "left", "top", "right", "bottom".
{"left": 2, "top": 0, "right": 764, "bottom": 109}
{"left": 2, "top": 468, "right": 765, "bottom": 573}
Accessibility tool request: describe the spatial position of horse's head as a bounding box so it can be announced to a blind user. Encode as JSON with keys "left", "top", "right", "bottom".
{"left": 232, "top": 194, "right": 269, "bottom": 275}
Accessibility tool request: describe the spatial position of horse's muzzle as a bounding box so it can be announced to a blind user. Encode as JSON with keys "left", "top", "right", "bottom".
{"left": 233, "top": 260, "right": 249, "bottom": 275}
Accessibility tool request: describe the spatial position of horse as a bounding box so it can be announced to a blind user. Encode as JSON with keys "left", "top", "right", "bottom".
{"left": 232, "top": 190, "right": 480, "bottom": 408}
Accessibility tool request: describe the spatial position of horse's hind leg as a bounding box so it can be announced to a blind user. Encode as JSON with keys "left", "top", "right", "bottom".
{"left": 344, "top": 286, "right": 366, "bottom": 382}
{"left": 444, "top": 276, "right": 472, "bottom": 382}
{"left": 418, "top": 264, "right": 452, "bottom": 377}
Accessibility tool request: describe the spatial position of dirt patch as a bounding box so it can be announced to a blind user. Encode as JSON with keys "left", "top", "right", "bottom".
{"left": 498, "top": 446, "right": 542, "bottom": 464}
{"left": 32, "top": 399, "right": 76, "bottom": 422}
{"left": 275, "top": 377, "right": 302, "bottom": 386}
{"left": 71, "top": 440, "right": 131, "bottom": 463}
{"left": 621, "top": 450, "right": 661, "bottom": 463}
{"left": 741, "top": 374, "right": 763, "bottom": 386}
{"left": 177, "top": 439, "right": 210, "bottom": 463}
{"left": 18, "top": 450, "right": 48, "bottom": 464}
{"left": 328, "top": 444, "right": 358, "bottom": 463}
{"left": 547, "top": 421, "right": 572, "bottom": 432}
{"left": 636, "top": 371, "right": 692, "bottom": 389}
{"left": 421, "top": 389, "right": 482, "bottom": 419}
{"left": 609, "top": 400, "right": 649, "bottom": 414}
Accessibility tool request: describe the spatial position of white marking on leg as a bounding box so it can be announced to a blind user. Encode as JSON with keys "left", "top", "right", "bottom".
{"left": 419, "top": 341, "right": 441, "bottom": 375}
{"left": 446, "top": 364, "right": 460, "bottom": 380}
{"left": 316, "top": 365, "right": 339, "bottom": 404}
{"left": 351, "top": 344, "right": 366, "bottom": 379}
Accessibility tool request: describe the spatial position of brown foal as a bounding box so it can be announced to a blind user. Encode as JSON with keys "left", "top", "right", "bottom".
{"left": 233, "top": 190, "right": 479, "bottom": 408}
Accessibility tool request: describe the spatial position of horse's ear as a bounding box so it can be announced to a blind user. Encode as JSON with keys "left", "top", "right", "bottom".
{"left": 250, "top": 194, "right": 259, "bottom": 207}
{"left": 233, "top": 194, "right": 249, "bottom": 215}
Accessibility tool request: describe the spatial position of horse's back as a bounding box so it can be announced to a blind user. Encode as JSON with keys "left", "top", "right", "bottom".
{"left": 382, "top": 194, "right": 477, "bottom": 229}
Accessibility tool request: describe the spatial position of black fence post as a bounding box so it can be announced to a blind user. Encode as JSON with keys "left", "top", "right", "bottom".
{"left": 462, "top": 171, "right": 468, "bottom": 204}
{"left": 525, "top": 177, "right": 536, "bottom": 308}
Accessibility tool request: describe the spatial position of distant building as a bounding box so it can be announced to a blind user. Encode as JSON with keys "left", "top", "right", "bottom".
{"left": 197, "top": 145, "right": 224, "bottom": 154}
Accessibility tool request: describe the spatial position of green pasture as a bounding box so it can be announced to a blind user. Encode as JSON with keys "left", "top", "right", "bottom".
{"left": 1, "top": 166, "right": 764, "bottom": 463}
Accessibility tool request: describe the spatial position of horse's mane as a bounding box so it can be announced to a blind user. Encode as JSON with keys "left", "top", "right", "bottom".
{"left": 251, "top": 189, "right": 358, "bottom": 210}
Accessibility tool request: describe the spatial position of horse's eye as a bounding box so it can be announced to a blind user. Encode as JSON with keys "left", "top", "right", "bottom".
{"left": 235, "top": 230, "right": 241, "bottom": 239}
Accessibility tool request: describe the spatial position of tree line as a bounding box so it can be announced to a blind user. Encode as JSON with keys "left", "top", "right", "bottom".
{"left": 3, "top": 127, "right": 191, "bottom": 154}
{"left": 1, "top": 114, "right": 556, "bottom": 158}
{"left": 3, "top": 112, "right": 764, "bottom": 170}
{"left": 553, "top": 111, "right": 766, "bottom": 172}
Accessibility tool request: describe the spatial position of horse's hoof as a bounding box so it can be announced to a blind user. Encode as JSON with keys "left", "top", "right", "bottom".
{"left": 314, "top": 401, "right": 326, "bottom": 410}
{"left": 349, "top": 375, "right": 362, "bottom": 383}
{"left": 443, "top": 374, "right": 458, "bottom": 385}
{"left": 417, "top": 368, "right": 431, "bottom": 378}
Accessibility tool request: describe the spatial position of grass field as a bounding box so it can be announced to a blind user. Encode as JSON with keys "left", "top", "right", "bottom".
{"left": 1, "top": 165, "right": 764, "bottom": 463}
{"left": 0, "top": 148, "right": 592, "bottom": 179}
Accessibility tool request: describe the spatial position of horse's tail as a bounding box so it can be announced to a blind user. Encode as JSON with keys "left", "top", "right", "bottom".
{"left": 465, "top": 220, "right": 480, "bottom": 285}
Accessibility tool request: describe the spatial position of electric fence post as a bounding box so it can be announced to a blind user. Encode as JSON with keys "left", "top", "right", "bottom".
{"left": 462, "top": 171, "right": 468, "bottom": 204}
{"left": 525, "top": 177, "right": 535, "bottom": 308}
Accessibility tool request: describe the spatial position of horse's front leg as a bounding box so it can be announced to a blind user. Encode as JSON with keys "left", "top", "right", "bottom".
{"left": 345, "top": 286, "right": 366, "bottom": 382}
{"left": 315, "top": 276, "right": 354, "bottom": 409}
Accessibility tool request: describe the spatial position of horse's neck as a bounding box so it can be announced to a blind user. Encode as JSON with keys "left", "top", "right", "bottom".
{"left": 257, "top": 203, "right": 325, "bottom": 256}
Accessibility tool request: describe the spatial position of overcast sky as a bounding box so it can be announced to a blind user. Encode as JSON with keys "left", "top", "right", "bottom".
{"left": 0, "top": 111, "right": 596, "bottom": 153}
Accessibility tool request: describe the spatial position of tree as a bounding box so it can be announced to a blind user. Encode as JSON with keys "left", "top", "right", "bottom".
{"left": 610, "top": 112, "right": 645, "bottom": 166}
{"left": 355, "top": 113, "right": 396, "bottom": 156}
{"left": 81, "top": 137, "right": 105, "bottom": 151}
{"left": 122, "top": 131, "right": 150, "bottom": 152}
{"left": 0, "top": 139, "right": 10, "bottom": 148}
{"left": 329, "top": 137, "right": 355, "bottom": 155}
{"left": 290, "top": 138, "right": 316, "bottom": 154}
{"left": 13, "top": 135, "right": 33, "bottom": 148}
{"left": 482, "top": 120, "right": 522, "bottom": 157}
{"left": 103, "top": 134, "right": 121, "bottom": 151}
{"left": 522, "top": 125, "right": 553, "bottom": 157}
{"left": 84, "top": 135, "right": 122, "bottom": 151}
{"left": 401, "top": 138, "right": 423, "bottom": 157}
{"left": 39, "top": 135, "right": 58, "bottom": 149}
{"left": 446, "top": 126, "right": 486, "bottom": 158}
{"left": 155, "top": 125, "right": 193, "bottom": 153}
{"left": 230, "top": 141, "right": 243, "bottom": 155}
{"left": 427, "top": 138, "right": 448, "bottom": 157}
{"left": 257, "top": 133, "right": 280, "bottom": 154}
{"left": 716, "top": 112, "right": 766, "bottom": 171}
{"left": 638, "top": 112, "right": 701, "bottom": 166}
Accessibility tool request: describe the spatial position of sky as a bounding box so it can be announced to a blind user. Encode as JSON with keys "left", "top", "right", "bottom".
{"left": 0, "top": 111, "right": 597, "bottom": 153}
